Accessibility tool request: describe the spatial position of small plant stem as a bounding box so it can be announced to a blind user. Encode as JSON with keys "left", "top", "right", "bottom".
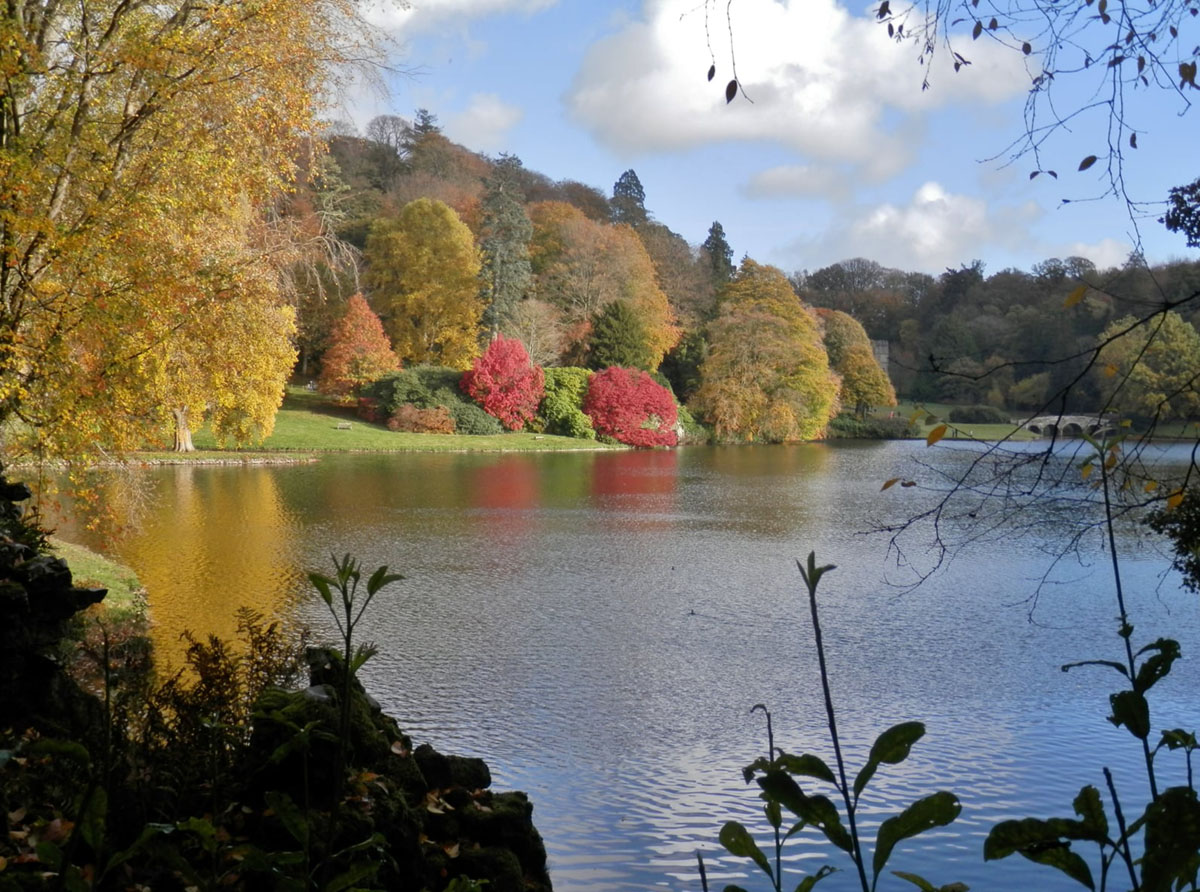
{"left": 1104, "top": 767, "right": 1140, "bottom": 892}
{"left": 804, "top": 567, "right": 871, "bottom": 892}
{"left": 696, "top": 851, "right": 709, "bottom": 892}
{"left": 1100, "top": 455, "right": 1158, "bottom": 798}
{"left": 754, "top": 705, "right": 784, "bottom": 890}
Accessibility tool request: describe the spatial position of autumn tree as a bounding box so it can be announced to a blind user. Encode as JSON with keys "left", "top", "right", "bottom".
{"left": 610, "top": 169, "right": 649, "bottom": 227}
{"left": 1095, "top": 311, "right": 1200, "bottom": 421}
{"left": 460, "top": 335, "right": 545, "bottom": 431}
{"left": 365, "top": 198, "right": 484, "bottom": 369}
{"left": 0, "top": 0, "right": 374, "bottom": 462}
{"left": 691, "top": 260, "right": 839, "bottom": 442}
{"left": 817, "top": 308, "right": 897, "bottom": 417}
{"left": 584, "top": 367, "right": 678, "bottom": 448}
{"left": 317, "top": 295, "right": 400, "bottom": 398}
{"left": 638, "top": 222, "right": 717, "bottom": 327}
{"left": 480, "top": 156, "right": 534, "bottom": 335}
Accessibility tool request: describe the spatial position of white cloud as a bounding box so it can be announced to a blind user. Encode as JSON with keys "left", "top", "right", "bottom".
{"left": 743, "top": 164, "right": 850, "bottom": 200}
{"left": 1059, "top": 237, "right": 1135, "bottom": 271}
{"left": 786, "top": 182, "right": 1042, "bottom": 272}
{"left": 444, "top": 93, "right": 524, "bottom": 151}
{"left": 566, "top": 0, "right": 1027, "bottom": 179}
{"left": 364, "top": 0, "right": 556, "bottom": 33}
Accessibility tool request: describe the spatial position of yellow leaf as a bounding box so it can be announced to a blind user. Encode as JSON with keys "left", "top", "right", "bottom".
{"left": 908, "top": 408, "right": 924, "bottom": 424}
{"left": 881, "top": 477, "right": 900, "bottom": 491}
{"left": 1104, "top": 453, "right": 1117, "bottom": 469}
{"left": 1063, "top": 284, "right": 1088, "bottom": 308}
{"left": 1145, "top": 480, "right": 1159, "bottom": 493}
{"left": 1081, "top": 463, "right": 1093, "bottom": 480}
{"left": 1104, "top": 364, "right": 1118, "bottom": 377}
{"left": 926, "top": 423, "right": 948, "bottom": 446}
{"left": 1120, "top": 419, "right": 1132, "bottom": 427}
{"left": 1167, "top": 490, "right": 1185, "bottom": 510}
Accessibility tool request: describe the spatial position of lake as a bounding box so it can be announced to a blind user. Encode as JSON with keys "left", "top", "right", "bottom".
{"left": 59, "top": 441, "right": 1200, "bottom": 891}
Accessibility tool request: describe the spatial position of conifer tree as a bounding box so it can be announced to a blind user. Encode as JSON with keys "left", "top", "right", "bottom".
{"left": 589, "top": 301, "right": 655, "bottom": 371}
{"left": 611, "top": 169, "right": 649, "bottom": 227}
{"left": 481, "top": 155, "right": 534, "bottom": 336}
{"left": 702, "top": 221, "right": 735, "bottom": 287}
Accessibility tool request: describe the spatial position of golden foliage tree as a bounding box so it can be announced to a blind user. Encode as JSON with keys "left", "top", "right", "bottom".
{"left": 691, "top": 260, "right": 839, "bottom": 442}
{"left": 0, "top": 0, "right": 374, "bottom": 461}
{"left": 1095, "top": 311, "right": 1200, "bottom": 421}
{"left": 365, "top": 198, "right": 484, "bottom": 369}
{"left": 816, "top": 308, "right": 897, "bottom": 417}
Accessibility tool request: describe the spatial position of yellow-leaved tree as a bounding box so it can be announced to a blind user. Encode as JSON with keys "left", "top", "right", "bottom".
{"left": 816, "top": 308, "right": 897, "bottom": 418}
{"left": 365, "top": 198, "right": 485, "bottom": 369}
{"left": 691, "top": 260, "right": 839, "bottom": 442}
{"left": 0, "top": 0, "right": 382, "bottom": 460}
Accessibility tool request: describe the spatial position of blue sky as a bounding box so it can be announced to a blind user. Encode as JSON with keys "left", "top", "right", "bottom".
{"left": 343, "top": 0, "right": 1199, "bottom": 277}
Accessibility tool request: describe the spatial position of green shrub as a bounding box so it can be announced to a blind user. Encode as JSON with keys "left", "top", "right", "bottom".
{"left": 449, "top": 400, "right": 504, "bottom": 435}
{"left": 539, "top": 368, "right": 596, "bottom": 440}
{"left": 948, "top": 404, "right": 1011, "bottom": 424}
{"left": 365, "top": 367, "right": 505, "bottom": 435}
{"left": 827, "top": 413, "right": 917, "bottom": 439}
{"left": 676, "top": 403, "right": 710, "bottom": 443}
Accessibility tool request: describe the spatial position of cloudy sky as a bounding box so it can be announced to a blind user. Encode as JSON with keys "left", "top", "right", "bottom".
{"left": 344, "top": 0, "right": 1199, "bottom": 277}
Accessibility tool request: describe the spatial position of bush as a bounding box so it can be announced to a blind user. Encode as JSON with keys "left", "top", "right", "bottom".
{"left": 460, "top": 336, "right": 545, "bottom": 431}
{"left": 676, "top": 403, "right": 710, "bottom": 443}
{"left": 448, "top": 400, "right": 504, "bottom": 435}
{"left": 948, "top": 405, "right": 1011, "bottom": 424}
{"left": 538, "top": 368, "right": 595, "bottom": 440}
{"left": 827, "top": 413, "right": 918, "bottom": 439}
{"left": 387, "top": 404, "right": 456, "bottom": 434}
{"left": 356, "top": 397, "right": 384, "bottom": 423}
{"left": 584, "top": 366, "right": 678, "bottom": 448}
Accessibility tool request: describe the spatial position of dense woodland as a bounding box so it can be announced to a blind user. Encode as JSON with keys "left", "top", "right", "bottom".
{"left": 290, "top": 110, "right": 1200, "bottom": 447}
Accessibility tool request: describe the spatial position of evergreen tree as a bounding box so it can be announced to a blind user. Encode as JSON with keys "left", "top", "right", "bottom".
{"left": 589, "top": 301, "right": 655, "bottom": 371}
{"left": 701, "top": 221, "right": 735, "bottom": 287}
{"left": 611, "top": 169, "right": 648, "bottom": 227}
{"left": 480, "top": 155, "right": 534, "bottom": 336}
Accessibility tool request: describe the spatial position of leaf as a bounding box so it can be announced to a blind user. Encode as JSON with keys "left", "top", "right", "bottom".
{"left": 881, "top": 477, "right": 901, "bottom": 491}
{"left": 1029, "top": 170, "right": 1039, "bottom": 180}
{"left": 1061, "top": 658, "right": 1128, "bottom": 677}
{"left": 719, "top": 821, "right": 773, "bottom": 878}
{"left": 758, "top": 771, "right": 853, "bottom": 852}
{"left": 775, "top": 752, "right": 838, "bottom": 785}
{"left": 1022, "top": 41, "right": 1032, "bottom": 54}
{"left": 926, "top": 424, "right": 948, "bottom": 446}
{"left": 1145, "top": 479, "right": 1159, "bottom": 493}
{"left": 79, "top": 786, "right": 107, "bottom": 855}
{"left": 873, "top": 792, "right": 962, "bottom": 879}
{"left": 725, "top": 79, "right": 738, "bottom": 103}
{"left": 1078, "top": 155, "right": 1098, "bottom": 171}
{"left": 795, "top": 865, "right": 838, "bottom": 891}
{"left": 324, "top": 861, "right": 382, "bottom": 892}
{"left": 1073, "top": 785, "right": 1108, "bottom": 838}
{"left": 985, "top": 818, "right": 1097, "bottom": 889}
{"left": 1080, "top": 463, "right": 1094, "bottom": 481}
{"left": 988, "top": 17, "right": 997, "bottom": 28}
{"left": 309, "top": 573, "right": 334, "bottom": 607}
{"left": 877, "top": 0, "right": 891, "bottom": 18}
{"left": 855, "top": 722, "right": 925, "bottom": 798}
{"left": 707, "top": 64, "right": 716, "bottom": 81}
{"left": 265, "top": 791, "right": 309, "bottom": 847}
{"left": 1063, "top": 284, "right": 1088, "bottom": 307}
{"left": 972, "top": 20, "right": 983, "bottom": 38}
{"left": 1142, "top": 787, "right": 1200, "bottom": 892}
{"left": 1168, "top": 488, "right": 1185, "bottom": 510}
{"left": 1133, "top": 637, "right": 1180, "bottom": 693}
{"left": 1108, "top": 689, "right": 1151, "bottom": 739}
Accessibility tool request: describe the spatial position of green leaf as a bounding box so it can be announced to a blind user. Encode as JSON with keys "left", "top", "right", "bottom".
{"left": 1142, "top": 786, "right": 1200, "bottom": 892}
{"left": 758, "top": 771, "right": 853, "bottom": 853}
{"left": 719, "top": 821, "right": 773, "bottom": 879}
{"left": 892, "top": 871, "right": 937, "bottom": 892}
{"left": 35, "top": 841, "right": 63, "bottom": 870}
{"left": 309, "top": 572, "right": 334, "bottom": 607}
{"left": 873, "top": 791, "right": 961, "bottom": 879}
{"left": 776, "top": 752, "right": 838, "bottom": 785}
{"left": 794, "top": 865, "right": 837, "bottom": 892}
{"left": 1133, "top": 638, "right": 1180, "bottom": 693}
{"left": 1159, "top": 728, "right": 1198, "bottom": 751}
{"left": 1072, "top": 786, "right": 1107, "bottom": 839}
{"left": 854, "top": 721, "right": 925, "bottom": 799}
{"left": 324, "top": 859, "right": 382, "bottom": 892}
{"left": 985, "top": 818, "right": 1096, "bottom": 889}
{"left": 1108, "top": 689, "right": 1151, "bottom": 739}
{"left": 266, "top": 790, "right": 310, "bottom": 847}
{"left": 766, "top": 798, "right": 783, "bottom": 830}
{"left": 79, "top": 786, "right": 107, "bottom": 855}
{"left": 367, "top": 564, "right": 404, "bottom": 596}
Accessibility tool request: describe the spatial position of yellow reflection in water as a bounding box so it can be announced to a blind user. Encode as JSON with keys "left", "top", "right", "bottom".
{"left": 108, "top": 466, "right": 300, "bottom": 670}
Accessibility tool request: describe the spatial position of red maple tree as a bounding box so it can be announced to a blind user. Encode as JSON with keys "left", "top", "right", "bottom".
{"left": 317, "top": 294, "right": 400, "bottom": 398}
{"left": 460, "top": 335, "right": 545, "bottom": 431}
{"left": 583, "top": 366, "right": 678, "bottom": 447}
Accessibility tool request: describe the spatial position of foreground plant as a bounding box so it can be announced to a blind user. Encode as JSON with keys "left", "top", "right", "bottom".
{"left": 715, "top": 553, "right": 964, "bottom": 892}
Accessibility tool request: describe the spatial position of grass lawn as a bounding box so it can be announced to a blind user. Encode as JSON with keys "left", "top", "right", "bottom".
{"left": 182, "top": 387, "right": 619, "bottom": 455}
{"left": 49, "top": 536, "right": 145, "bottom": 617}
{"left": 887, "top": 401, "right": 1041, "bottom": 442}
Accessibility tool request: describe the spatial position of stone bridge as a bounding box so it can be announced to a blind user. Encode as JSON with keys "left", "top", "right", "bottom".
{"left": 1022, "top": 414, "right": 1117, "bottom": 437}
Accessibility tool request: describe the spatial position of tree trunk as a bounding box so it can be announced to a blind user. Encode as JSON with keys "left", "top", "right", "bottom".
{"left": 173, "top": 407, "right": 195, "bottom": 452}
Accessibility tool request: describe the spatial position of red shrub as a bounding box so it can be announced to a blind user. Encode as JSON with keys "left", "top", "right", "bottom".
{"left": 387, "top": 404, "right": 456, "bottom": 434}
{"left": 460, "top": 335, "right": 545, "bottom": 431}
{"left": 583, "top": 366, "right": 678, "bottom": 448}
{"left": 356, "top": 397, "right": 383, "bottom": 423}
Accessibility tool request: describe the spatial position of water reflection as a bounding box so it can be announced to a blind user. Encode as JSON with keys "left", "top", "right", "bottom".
{"left": 45, "top": 443, "right": 1200, "bottom": 891}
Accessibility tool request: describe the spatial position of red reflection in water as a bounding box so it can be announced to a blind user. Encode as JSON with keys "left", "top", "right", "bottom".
{"left": 590, "top": 449, "right": 679, "bottom": 498}
{"left": 473, "top": 456, "right": 540, "bottom": 510}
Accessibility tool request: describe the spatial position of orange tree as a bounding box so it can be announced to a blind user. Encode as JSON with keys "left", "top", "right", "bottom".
{"left": 317, "top": 295, "right": 400, "bottom": 400}
{"left": 0, "top": 0, "right": 377, "bottom": 461}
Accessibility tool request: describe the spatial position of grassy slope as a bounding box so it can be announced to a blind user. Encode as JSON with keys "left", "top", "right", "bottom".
{"left": 184, "top": 387, "right": 619, "bottom": 454}
{"left": 49, "top": 536, "right": 145, "bottom": 616}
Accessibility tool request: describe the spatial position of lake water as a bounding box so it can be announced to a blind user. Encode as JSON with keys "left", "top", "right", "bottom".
{"left": 59, "top": 441, "right": 1200, "bottom": 892}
